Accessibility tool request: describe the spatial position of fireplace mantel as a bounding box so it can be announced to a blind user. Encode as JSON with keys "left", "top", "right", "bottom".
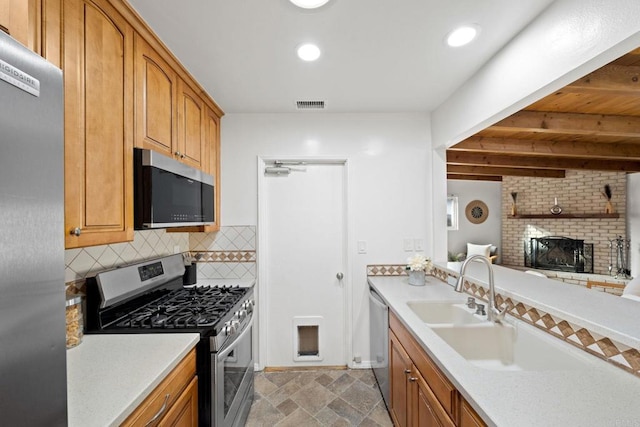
{"left": 509, "top": 213, "right": 620, "bottom": 219}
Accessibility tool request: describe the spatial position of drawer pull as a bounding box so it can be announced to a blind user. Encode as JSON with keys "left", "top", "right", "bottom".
{"left": 144, "top": 393, "right": 170, "bottom": 426}
{"left": 404, "top": 369, "right": 411, "bottom": 374}
{"left": 409, "top": 377, "right": 418, "bottom": 382}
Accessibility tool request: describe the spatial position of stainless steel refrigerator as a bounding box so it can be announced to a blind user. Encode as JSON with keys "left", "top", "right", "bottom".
{"left": 0, "top": 31, "right": 67, "bottom": 425}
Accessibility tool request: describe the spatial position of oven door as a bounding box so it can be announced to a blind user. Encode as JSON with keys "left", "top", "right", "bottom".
{"left": 213, "top": 321, "right": 254, "bottom": 427}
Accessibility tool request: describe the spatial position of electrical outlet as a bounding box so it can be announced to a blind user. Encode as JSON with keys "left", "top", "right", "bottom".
{"left": 353, "top": 355, "right": 362, "bottom": 363}
{"left": 357, "top": 241, "right": 367, "bottom": 254}
{"left": 403, "top": 238, "right": 414, "bottom": 252}
{"left": 414, "top": 239, "right": 424, "bottom": 251}
{"left": 173, "top": 245, "right": 181, "bottom": 254}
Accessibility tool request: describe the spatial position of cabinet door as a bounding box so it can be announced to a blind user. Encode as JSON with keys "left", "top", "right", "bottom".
{"left": 390, "top": 331, "right": 412, "bottom": 427}
{"left": 63, "top": 0, "right": 134, "bottom": 248}
{"left": 0, "top": 0, "right": 29, "bottom": 47}
{"left": 459, "top": 399, "right": 487, "bottom": 427}
{"left": 159, "top": 376, "right": 198, "bottom": 427}
{"left": 203, "top": 106, "right": 220, "bottom": 231}
{"left": 134, "top": 34, "right": 177, "bottom": 157}
{"left": 412, "top": 370, "right": 455, "bottom": 427}
{"left": 177, "top": 79, "right": 205, "bottom": 169}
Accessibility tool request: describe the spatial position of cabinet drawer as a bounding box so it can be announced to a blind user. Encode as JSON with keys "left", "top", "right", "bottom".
{"left": 123, "top": 349, "right": 197, "bottom": 427}
{"left": 390, "top": 311, "right": 456, "bottom": 418}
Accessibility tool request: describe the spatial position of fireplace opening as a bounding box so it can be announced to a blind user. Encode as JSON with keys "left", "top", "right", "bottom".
{"left": 525, "top": 236, "right": 593, "bottom": 273}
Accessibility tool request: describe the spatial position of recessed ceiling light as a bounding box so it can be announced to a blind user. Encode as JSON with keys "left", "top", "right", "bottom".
{"left": 289, "top": 0, "right": 331, "bottom": 9}
{"left": 297, "top": 43, "right": 321, "bottom": 61}
{"left": 446, "top": 25, "right": 479, "bottom": 47}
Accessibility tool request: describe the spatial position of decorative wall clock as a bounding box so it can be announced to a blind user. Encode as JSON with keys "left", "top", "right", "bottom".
{"left": 465, "top": 200, "right": 488, "bottom": 224}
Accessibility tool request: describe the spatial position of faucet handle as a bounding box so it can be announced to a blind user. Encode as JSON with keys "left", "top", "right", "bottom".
{"left": 475, "top": 304, "right": 486, "bottom": 316}
{"left": 466, "top": 297, "right": 476, "bottom": 309}
{"left": 498, "top": 305, "right": 509, "bottom": 320}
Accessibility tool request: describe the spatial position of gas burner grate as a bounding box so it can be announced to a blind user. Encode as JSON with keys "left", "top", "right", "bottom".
{"left": 111, "top": 285, "right": 249, "bottom": 330}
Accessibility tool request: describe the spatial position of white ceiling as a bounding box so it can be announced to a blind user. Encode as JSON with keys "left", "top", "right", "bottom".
{"left": 128, "top": 0, "right": 555, "bottom": 114}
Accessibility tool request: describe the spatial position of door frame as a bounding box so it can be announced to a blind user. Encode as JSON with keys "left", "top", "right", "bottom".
{"left": 256, "top": 156, "right": 351, "bottom": 370}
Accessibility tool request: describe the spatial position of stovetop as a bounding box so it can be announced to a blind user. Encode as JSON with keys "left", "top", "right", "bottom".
{"left": 111, "top": 285, "right": 249, "bottom": 330}
{"left": 84, "top": 254, "right": 254, "bottom": 337}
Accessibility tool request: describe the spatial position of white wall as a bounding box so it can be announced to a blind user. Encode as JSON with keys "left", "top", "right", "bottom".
{"left": 220, "top": 113, "right": 432, "bottom": 367}
{"left": 431, "top": 0, "right": 640, "bottom": 265}
{"left": 447, "top": 180, "right": 502, "bottom": 262}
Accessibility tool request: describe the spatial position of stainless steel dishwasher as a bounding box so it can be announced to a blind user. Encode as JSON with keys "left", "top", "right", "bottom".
{"left": 369, "top": 285, "right": 389, "bottom": 408}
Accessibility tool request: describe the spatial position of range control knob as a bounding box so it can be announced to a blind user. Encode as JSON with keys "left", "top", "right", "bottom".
{"left": 242, "top": 300, "right": 255, "bottom": 313}
{"left": 223, "top": 321, "right": 237, "bottom": 336}
{"left": 235, "top": 309, "right": 248, "bottom": 321}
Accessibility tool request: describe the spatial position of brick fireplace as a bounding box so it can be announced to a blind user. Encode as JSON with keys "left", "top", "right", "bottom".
{"left": 501, "top": 170, "right": 626, "bottom": 275}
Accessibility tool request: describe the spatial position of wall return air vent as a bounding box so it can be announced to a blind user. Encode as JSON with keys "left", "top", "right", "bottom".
{"left": 296, "top": 100, "right": 325, "bottom": 110}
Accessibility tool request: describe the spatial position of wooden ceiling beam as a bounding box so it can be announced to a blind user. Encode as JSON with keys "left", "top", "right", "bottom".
{"left": 489, "top": 110, "right": 640, "bottom": 138}
{"left": 447, "top": 164, "right": 566, "bottom": 178}
{"left": 562, "top": 64, "right": 640, "bottom": 95}
{"left": 447, "top": 174, "right": 502, "bottom": 182}
{"left": 446, "top": 151, "right": 640, "bottom": 172}
{"left": 450, "top": 136, "right": 640, "bottom": 159}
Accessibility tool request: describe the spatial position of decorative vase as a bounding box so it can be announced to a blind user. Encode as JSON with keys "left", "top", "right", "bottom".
{"left": 605, "top": 200, "right": 614, "bottom": 214}
{"left": 408, "top": 270, "right": 426, "bottom": 286}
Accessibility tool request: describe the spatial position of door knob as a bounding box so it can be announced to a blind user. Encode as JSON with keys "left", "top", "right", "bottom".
{"left": 336, "top": 272, "right": 344, "bottom": 280}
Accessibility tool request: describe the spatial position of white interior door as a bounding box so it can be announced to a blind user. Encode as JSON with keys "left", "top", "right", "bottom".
{"left": 262, "top": 161, "right": 346, "bottom": 367}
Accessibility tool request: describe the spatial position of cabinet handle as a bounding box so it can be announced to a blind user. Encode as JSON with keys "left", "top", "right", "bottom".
{"left": 409, "top": 377, "right": 417, "bottom": 382}
{"left": 175, "top": 151, "right": 182, "bottom": 157}
{"left": 144, "top": 393, "right": 170, "bottom": 426}
{"left": 404, "top": 369, "right": 411, "bottom": 374}
{"left": 70, "top": 227, "right": 82, "bottom": 236}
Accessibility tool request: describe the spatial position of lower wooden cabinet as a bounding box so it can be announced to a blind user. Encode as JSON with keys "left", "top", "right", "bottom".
{"left": 122, "top": 349, "right": 198, "bottom": 427}
{"left": 458, "top": 399, "right": 485, "bottom": 427}
{"left": 160, "top": 376, "right": 198, "bottom": 427}
{"left": 390, "top": 330, "right": 454, "bottom": 427}
{"left": 389, "top": 331, "right": 411, "bottom": 427}
{"left": 389, "top": 311, "right": 486, "bottom": 427}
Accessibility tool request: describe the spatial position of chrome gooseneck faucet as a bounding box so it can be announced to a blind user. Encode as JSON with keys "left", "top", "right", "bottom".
{"left": 454, "top": 255, "right": 507, "bottom": 323}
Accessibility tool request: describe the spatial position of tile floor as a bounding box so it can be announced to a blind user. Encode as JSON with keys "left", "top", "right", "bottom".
{"left": 246, "top": 369, "right": 393, "bottom": 427}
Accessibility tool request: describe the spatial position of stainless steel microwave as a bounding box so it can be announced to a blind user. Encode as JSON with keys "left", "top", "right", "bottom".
{"left": 134, "top": 148, "right": 214, "bottom": 229}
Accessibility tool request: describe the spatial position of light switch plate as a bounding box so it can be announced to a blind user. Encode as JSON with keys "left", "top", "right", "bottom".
{"left": 414, "top": 239, "right": 424, "bottom": 251}
{"left": 357, "top": 241, "right": 367, "bottom": 254}
{"left": 403, "top": 238, "right": 414, "bottom": 251}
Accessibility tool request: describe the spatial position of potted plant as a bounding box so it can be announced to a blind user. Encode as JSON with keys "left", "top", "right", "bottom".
{"left": 447, "top": 251, "right": 465, "bottom": 272}
{"left": 406, "top": 254, "right": 433, "bottom": 286}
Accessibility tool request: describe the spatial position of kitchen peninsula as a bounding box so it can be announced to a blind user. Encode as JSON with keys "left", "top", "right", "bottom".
{"left": 369, "top": 262, "right": 640, "bottom": 426}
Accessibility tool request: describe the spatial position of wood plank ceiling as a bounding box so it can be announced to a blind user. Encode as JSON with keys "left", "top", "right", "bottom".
{"left": 447, "top": 48, "right": 640, "bottom": 181}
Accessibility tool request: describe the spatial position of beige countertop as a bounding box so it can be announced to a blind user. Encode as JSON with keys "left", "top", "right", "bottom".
{"left": 368, "top": 272, "right": 640, "bottom": 427}
{"left": 66, "top": 333, "right": 200, "bottom": 427}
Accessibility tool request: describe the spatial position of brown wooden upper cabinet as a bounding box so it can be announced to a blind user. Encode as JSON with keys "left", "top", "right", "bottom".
{"left": 62, "top": 0, "right": 134, "bottom": 248}
{"left": 0, "top": 0, "right": 31, "bottom": 48}
{"left": 134, "top": 34, "right": 177, "bottom": 160}
{"left": 135, "top": 35, "right": 206, "bottom": 171}
{"left": 34, "top": 0, "right": 223, "bottom": 247}
{"left": 177, "top": 78, "right": 206, "bottom": 170}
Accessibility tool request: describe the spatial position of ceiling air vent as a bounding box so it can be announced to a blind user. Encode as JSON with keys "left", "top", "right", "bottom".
{"left": 296, "top": 100, "right": 325, "bottom": 110}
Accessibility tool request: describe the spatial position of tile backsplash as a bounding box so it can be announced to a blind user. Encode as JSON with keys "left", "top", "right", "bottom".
{"left": 64, "top": 226, "right": 257, "bottom": 294}
{"left": 65, "top": 230, "right": 189, "bottom": 283}
{"left": 190, "top": 226, "right": 257, "bottom": 280}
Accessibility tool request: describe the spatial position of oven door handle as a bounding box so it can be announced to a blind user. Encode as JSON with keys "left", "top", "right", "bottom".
{"left": 218, "top": 318, "right": 253, "bottom": 360}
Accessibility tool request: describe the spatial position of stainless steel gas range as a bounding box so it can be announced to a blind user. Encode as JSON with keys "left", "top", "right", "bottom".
{"left": 85, "top": 254, "right": 255, "bottom": 427}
